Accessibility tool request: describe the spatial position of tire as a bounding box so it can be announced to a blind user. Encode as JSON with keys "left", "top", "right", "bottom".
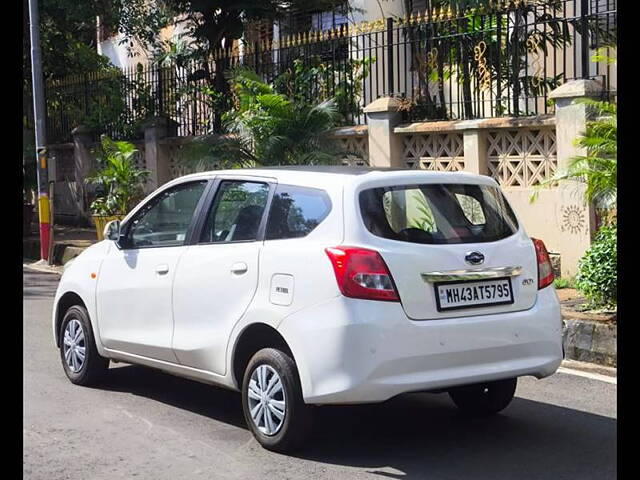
{"left": 448, "top": 378, "right": 517, "bottom": 417}
{"left": 59, "top": 305, "right": 109, "bottom": 386}
{"left": 241, "top": 348, "right": 313, "bottom": 452}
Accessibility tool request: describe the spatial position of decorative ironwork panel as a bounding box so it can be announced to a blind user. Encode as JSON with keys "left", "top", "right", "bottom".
{"left": 402, "top": 133, "right": 464, "bottom": 171}
{"left": 487, "top": 128, "right": 557, "bottom": 188}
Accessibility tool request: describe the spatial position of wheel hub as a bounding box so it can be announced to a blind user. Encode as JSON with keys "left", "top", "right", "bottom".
{"left": 62, "top": 319, "right": 86, "bottom": 373}
{"left": 247, "top": 364, "right": 286, "bottom": 436}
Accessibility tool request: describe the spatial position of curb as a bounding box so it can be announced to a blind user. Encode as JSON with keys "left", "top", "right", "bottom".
{"left": 23, "top": 261, "right": 63, "bottom": 276}
{"left": 23, "top": 238, "right": 90, "bottom": 268}
{"left": 562, "top": 316, "right": 616, "bottom": 367}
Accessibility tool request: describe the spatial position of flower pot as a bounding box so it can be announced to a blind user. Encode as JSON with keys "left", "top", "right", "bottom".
{"left": 23, "top": 204, "right": 34, "bottom": 237}
{"left": 92, "top": 215, "right": 123, "bottom": 241}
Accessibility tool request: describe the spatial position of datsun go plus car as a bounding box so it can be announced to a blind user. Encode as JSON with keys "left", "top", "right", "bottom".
{"left": 53, "top": 166, "right": 563, "bottom": 452}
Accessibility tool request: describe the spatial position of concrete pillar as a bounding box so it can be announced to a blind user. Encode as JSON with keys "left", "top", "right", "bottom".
{"left": 462, "top": 130, "right": 489, "bottom": 176}
{"left": 549, "top": 79, "right": 604, "bottom": 170}
{"left": 142, "top": 116, "right": 177, "bottom": 190}
{"left": 544, "top": 78, "right": 605, "bottom": 276}
{"left": 363, "top": 97, "right": 404, "bottom": 168}
{"left": 71, "top": 125, "right": 95, "bottom": 223}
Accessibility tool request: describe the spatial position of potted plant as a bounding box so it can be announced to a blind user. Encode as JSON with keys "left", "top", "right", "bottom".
{"left": 86, "top": 135, "right": 150, "bottom": 240}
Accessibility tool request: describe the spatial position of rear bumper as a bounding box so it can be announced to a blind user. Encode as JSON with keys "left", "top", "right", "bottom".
{"left": 278, "top": 287, "right": 563, "bottom": 404}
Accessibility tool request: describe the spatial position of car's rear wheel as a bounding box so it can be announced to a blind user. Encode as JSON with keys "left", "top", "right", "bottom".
{"left": 59, "top": 305, "right": 109, "bottom": 386}
{"left": 241, "top": 348, "right": 313, "bottom": 452}
{"left": 448, "top": 377, "right": 517, "bottom": 416}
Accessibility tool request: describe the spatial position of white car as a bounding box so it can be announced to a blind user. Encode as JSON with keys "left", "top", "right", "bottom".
{"left": 53, "top": 166, "right": 563, "bottom": 452}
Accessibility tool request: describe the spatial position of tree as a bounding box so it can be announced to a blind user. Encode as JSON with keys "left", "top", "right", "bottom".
{"left": 117, "top": 1, "right": 345, "bottom": 129}
{"left": 22, "top": 0, "right": 118, "bottom": 85}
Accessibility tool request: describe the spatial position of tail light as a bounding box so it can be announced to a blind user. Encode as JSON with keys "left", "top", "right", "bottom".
{"left": 325, "top": 246, "right": 400, "bottom": 302}
{"left": 532, "top": 238, "right": 554, "bottom": 289}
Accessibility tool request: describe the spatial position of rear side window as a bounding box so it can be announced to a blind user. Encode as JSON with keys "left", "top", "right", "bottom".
{"left": 266, "top": 185, "right": 331, "bottom": 240}
{"left": 360, "top": 183, "right": 518, "bottom": 244}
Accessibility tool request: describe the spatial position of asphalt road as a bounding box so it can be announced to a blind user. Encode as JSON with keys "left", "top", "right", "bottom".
{"left": 23, "top": 269, "right": 617, "bottom": 480}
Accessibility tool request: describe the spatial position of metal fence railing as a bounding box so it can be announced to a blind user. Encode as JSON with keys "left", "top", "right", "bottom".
{"left": 44, "top": 0, "right": 616, "bottom": 144}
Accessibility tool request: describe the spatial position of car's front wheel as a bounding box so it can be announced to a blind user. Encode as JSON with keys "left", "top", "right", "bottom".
{"left": 241, "top": 348, "right": 313, "bottom": 452}
{"left": 59, "top": 305, "right": 109, "bottom": 386}
{"left": 448, "top": 377, "right": 517, "bottom": 416}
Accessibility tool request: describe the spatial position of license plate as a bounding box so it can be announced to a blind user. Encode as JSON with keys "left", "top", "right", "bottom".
{"left": 434, "top": 278, "right": 514, "bottom": 312}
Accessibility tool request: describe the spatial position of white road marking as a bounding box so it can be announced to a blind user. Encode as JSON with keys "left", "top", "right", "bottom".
{"left": 557, "top": 366, "right": 617, "bottom": 385}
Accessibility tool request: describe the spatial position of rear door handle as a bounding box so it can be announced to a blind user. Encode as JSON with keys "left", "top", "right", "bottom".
{"left": 231, "top": 262, "right": 248, "bottom": 275}
{"left": 155, "top": 264, "right": 170, "bottom": 275}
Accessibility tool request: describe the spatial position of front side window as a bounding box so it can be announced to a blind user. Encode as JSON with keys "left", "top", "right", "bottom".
{"left": 266, "top": 185, "right": 332, "bottom": 240}
{"left": 126, "top": 181, "right": 207, "bottom": 248}
{"left": 360, "top": 183, "right": 519, "bottom": 244}
{"left": 200, "top": 180, "right": 270, "bottom": 243}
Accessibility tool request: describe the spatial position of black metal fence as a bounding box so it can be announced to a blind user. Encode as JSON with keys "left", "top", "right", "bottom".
{"left": 44, "top": 0, "right": 616, "bottom": 144}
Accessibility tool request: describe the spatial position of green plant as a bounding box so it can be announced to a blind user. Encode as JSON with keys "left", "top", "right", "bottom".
{"left": 274, "top": 56, "right": 375, "bottom": 123}
{"left": 530, "top": 99, "right": 617, "bottom": 209}
{"left": 553, "top": 276, "right": 575, "bottom": 289}
{"left": 179, "top": 68, "right": 346, "bottom": 169}
{"left": 86, "top": 136, "right": 150, "bottom": 215}
{"left": 575, "top": 225, "right": 617, "bottom": 308}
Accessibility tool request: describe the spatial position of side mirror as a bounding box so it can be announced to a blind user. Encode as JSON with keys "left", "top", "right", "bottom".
{"left": 104, "top": 220, "right": 121, "bottom": 242}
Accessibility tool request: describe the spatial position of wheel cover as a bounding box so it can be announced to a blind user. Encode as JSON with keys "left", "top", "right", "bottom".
{"left": 63, "top": 319, "right": 86, "bottom": 373}
{"left": 247, "top": 364, "right": 286, "bottom": 436}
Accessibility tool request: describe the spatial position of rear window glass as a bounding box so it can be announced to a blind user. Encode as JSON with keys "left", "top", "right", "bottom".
{"left": 359, "top": 183, "right": 518, "bottom": 244}
{"left": 266, "top": 185, "right": 331, "bottom": 240}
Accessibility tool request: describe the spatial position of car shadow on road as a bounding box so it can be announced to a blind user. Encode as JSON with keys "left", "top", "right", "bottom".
{"left": 99, "top": 365, "right": 616, "bottom": 480}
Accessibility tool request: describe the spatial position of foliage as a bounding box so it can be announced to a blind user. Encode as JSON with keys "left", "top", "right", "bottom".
{"left": 22, "top": 0, "right": 116, "bottom": 83}
{"left": 118, "top": 1, "right": 344, "bottom": 56}
{"left": 273, "top": 56, "right": 376, "bottom": 123}
{"left": 553, "top": 276, "right": 575, "bottom": 289}
{"left": 575, "top": 225, "right": 617, "bottom": 308}
{"left": 86, "top": 136, "right": 150, "bottom": 215}
{"left": 178, "top": 68, "right": 346, "bottom": 170}
{"left": 531, "top": 100, "right": 617, "bottom": 208}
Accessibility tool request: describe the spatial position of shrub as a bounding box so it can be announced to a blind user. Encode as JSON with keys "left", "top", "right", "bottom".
{"left": 575, "top": 225, "right": 617, "bottom": 308}
{"left": 553, "top": 277, "right": 575, "bottom": 289}
{"left": 86, "top": 136, "right": 150, "bottom": 215}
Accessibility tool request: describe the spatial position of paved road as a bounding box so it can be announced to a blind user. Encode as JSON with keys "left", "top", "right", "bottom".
{"left": 23, "top": 269, "right": 616, "bottom": 480}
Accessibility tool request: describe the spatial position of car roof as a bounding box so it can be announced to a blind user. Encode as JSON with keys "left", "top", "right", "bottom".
{"left": 167, "top": 165, "right": 497, "bottom": 190}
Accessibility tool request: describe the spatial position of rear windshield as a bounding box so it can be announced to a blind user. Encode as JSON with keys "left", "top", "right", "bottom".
{"left": 359, "top": 183, "right": 519, "bottom": 244}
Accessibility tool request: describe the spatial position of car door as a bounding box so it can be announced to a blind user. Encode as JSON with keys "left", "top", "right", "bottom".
{"left": 171, "top": 178, "right": 273, "bottom": 375}
{"left": 96, "top": 179, "right": 209, "bottom": 362}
